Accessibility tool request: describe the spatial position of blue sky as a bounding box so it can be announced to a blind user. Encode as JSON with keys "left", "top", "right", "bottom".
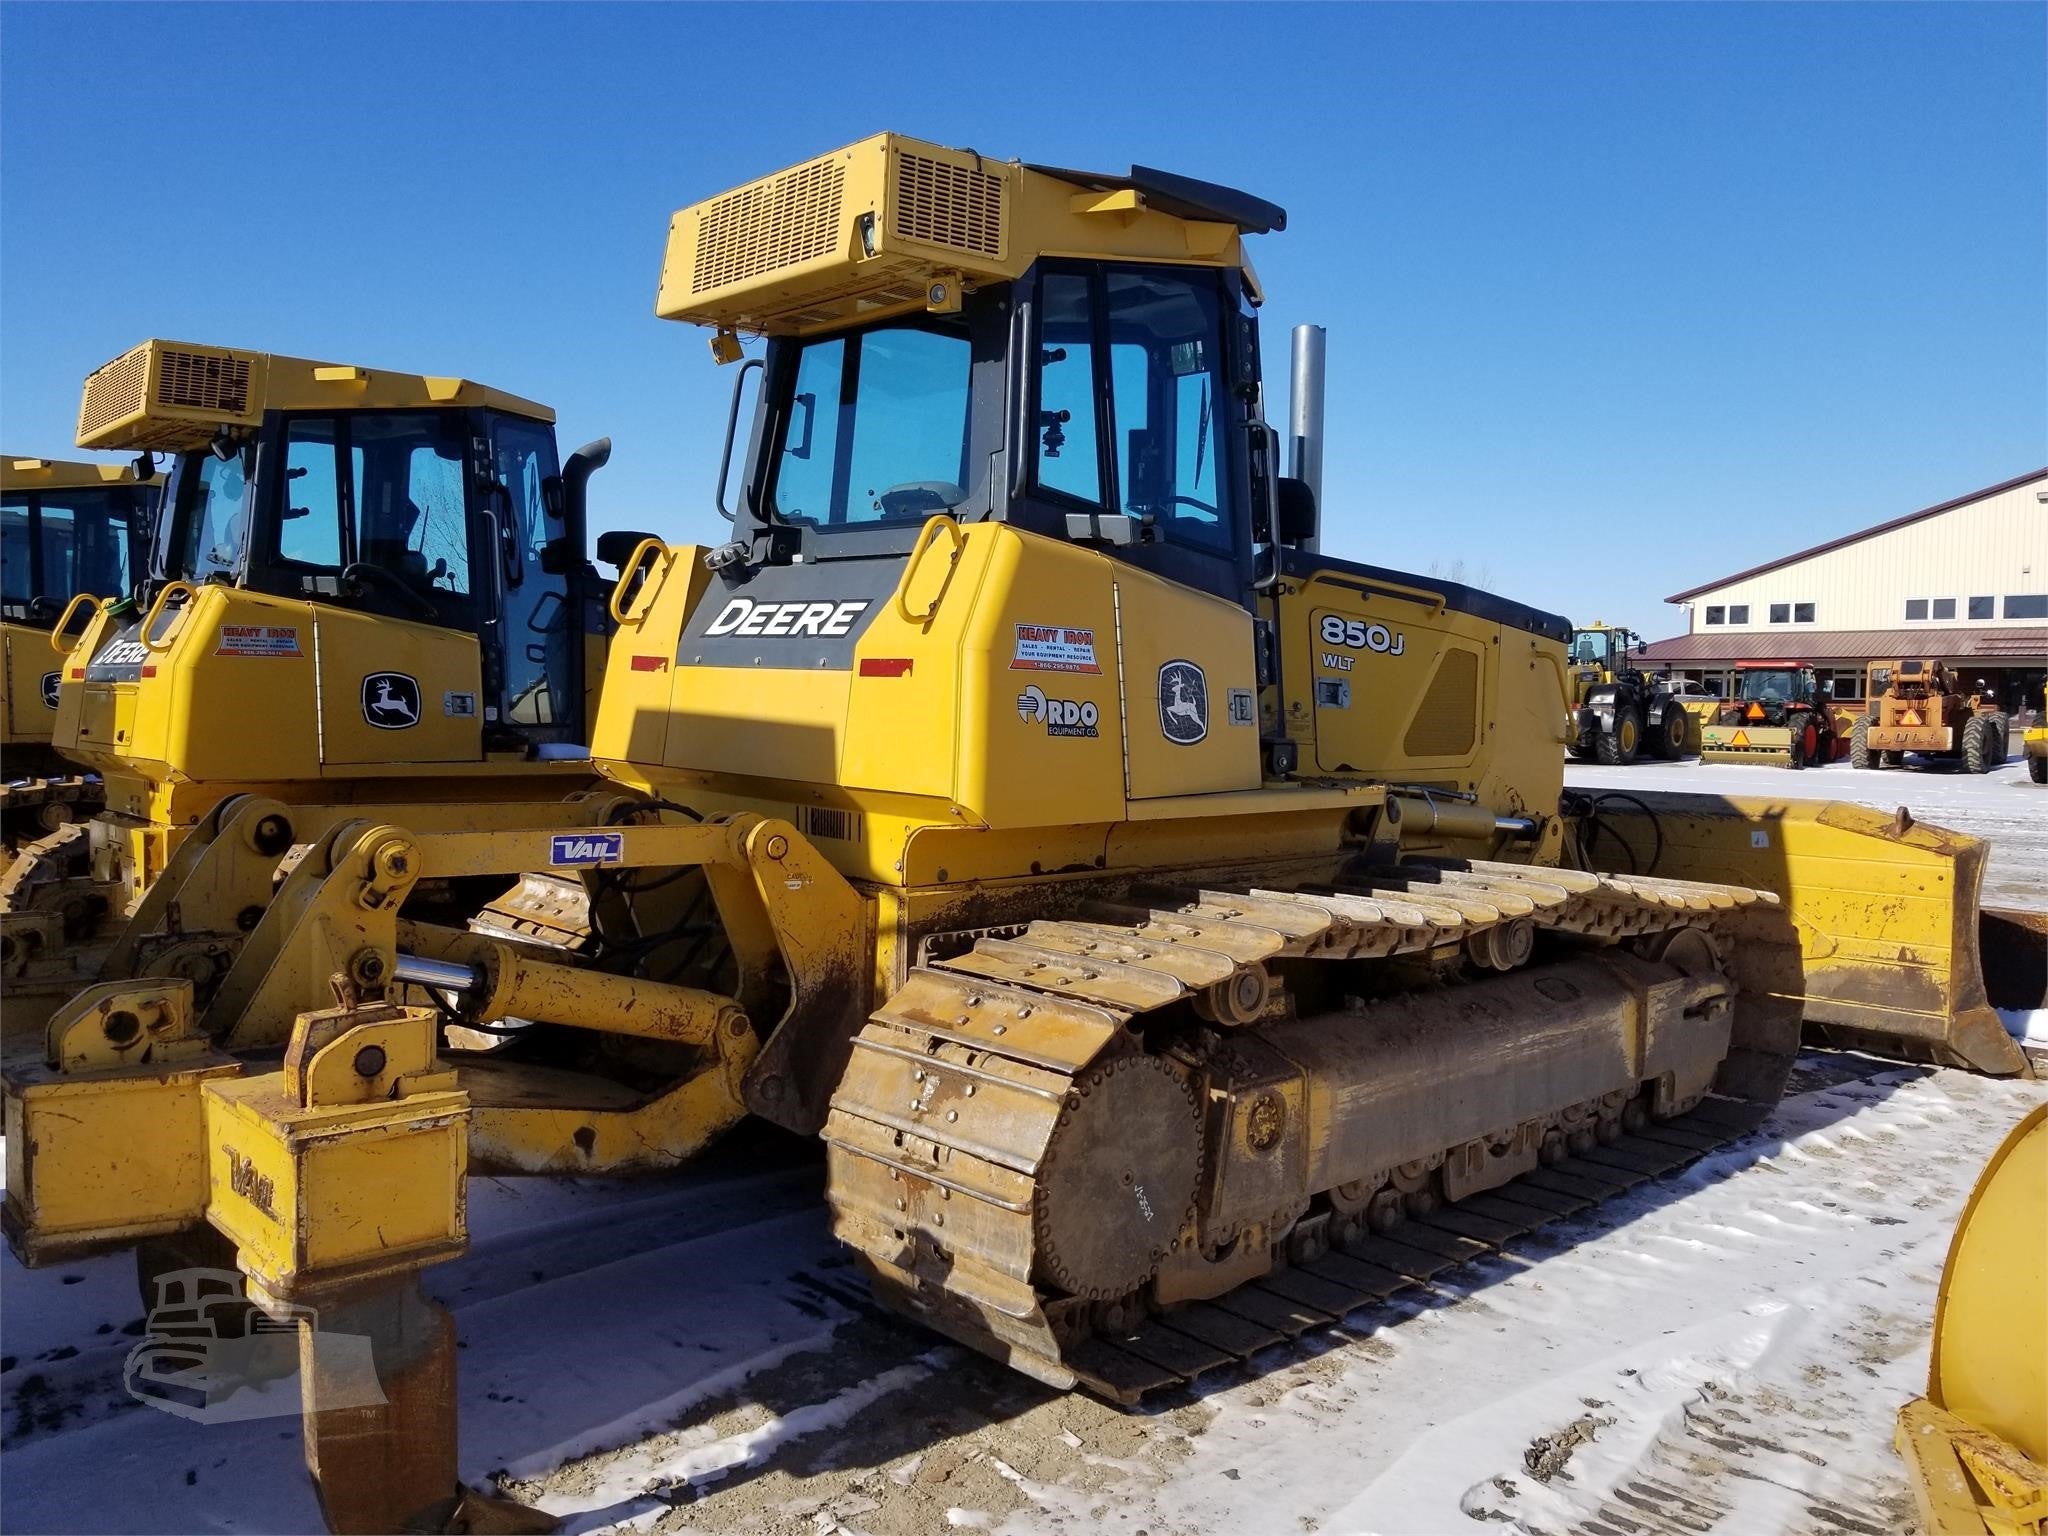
{"left": 3, "top": 2, "right": 2040, "bottom": 633}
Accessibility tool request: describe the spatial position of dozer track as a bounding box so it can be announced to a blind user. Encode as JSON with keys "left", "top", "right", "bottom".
{"left": 0, "top": 817, "right": 116, "bottom": 938}
{"left": 824, "top": 860, "right": 1795, "bottom": 1402}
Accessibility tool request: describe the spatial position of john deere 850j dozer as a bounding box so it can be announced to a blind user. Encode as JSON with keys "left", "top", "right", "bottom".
{"left": 2, "top": 137, "right": 2030, "bottom": 1533}
{"left": 0, "top": 453, "right": 157, "bottom": 870}
{"left": 0, "top": 341, "right": 623, "bottom": 1004}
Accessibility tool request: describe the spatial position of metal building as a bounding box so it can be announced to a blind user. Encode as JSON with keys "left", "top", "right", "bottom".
{"left": 1637, "top": 468, "right": 2048, "bottom": 717}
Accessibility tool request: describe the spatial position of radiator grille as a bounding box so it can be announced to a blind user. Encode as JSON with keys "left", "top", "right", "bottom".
{"left": 155, "top": 349, "right": 252, "bottom": 415}
{"left": 799, "top": 805, "right": 860, "bottom": 842}
{"left": 891, "top": 151, "right": 1004, "bottom": 259}
{"left": 77, "top": 347, "right": 151, "bottom": 441}
{"left": 690, "top": 156, "right": 846, "bottom": 295}
{"left": 1403, "top": 648, "right": 1480, "bottom": 757}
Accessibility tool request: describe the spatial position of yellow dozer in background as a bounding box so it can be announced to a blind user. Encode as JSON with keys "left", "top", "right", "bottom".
{"left": 0, "top": 453, "right": 158, "bottom": 870}
{"left": 1, "top": 136, "right": 2035, "bottom": 1533}
{"left": 0, "top": 341, "right": 626, "bottom": 994}
{"left": 1896, "top": 1103, "right": 2046, "bottom": 1536}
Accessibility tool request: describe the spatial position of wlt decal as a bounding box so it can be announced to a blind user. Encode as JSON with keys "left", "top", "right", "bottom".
{"left": 550, "top": 832, "right": 625, "bottom": 867}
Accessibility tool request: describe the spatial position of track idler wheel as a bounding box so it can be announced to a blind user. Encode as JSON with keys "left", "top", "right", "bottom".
{"left": 1033, "top": 1053, "right": 1202, "bottom": 1301}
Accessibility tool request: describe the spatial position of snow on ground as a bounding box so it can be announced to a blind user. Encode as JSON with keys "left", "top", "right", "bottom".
{"left": 1565, "top": 754, "right": 2046, "bottom": 914}
{"left": 5, "top": 1059, "right": 2042, "bottom": 1536}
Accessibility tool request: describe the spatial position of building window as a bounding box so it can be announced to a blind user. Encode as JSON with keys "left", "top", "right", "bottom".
{"left": 1769, "top": 602, "right": 1790, "bottom": 624}
{"left": 1794, "top": 602, "right": 1814, "bottom": 623}
{"left": 1931, "top": 598, "right": 1957, "bottom": 621}
{"left": 1905, "top": 598, "right": 1929, "bottom": 621}
{"left": 1704, "top": 605, "right": 1725, "bottom": 625}
{"left": 1830, "top": 670, "right": 1864, "bottom": 701}
{"left": 2007, "top": 594, "right": 2048, "bottom": 619}
{"left": 1968, "top": 596, "right": 1993, "bottom": 620}
{"left": 1728, "top": 604, "right": 1749, "bottom": 624}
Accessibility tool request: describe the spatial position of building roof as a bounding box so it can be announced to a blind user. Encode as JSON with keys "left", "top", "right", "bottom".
{"left": 1662, "top": 468, "right": 2048, "bottom": 604}
{"left": 1636, "top": 626, "right": 2048, "bottom": 665}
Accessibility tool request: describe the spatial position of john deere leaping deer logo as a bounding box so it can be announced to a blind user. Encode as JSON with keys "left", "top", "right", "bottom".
{"left": 360, "top": 672, "right": 421, "bottom": 730}
{"left": 1157, "top": 660, "right": 1209, "bottom": 746}
{"left": 40, "top": 671, "right": 61, "bottom": 709}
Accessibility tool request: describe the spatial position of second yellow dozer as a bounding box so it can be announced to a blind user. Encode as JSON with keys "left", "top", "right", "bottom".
{"left": 0, "top": 340, "right": 626, "bottom": 1014}
{"left": 0, "top": 452, "right": 158, "bottom": 869}
{"left": 1, "top": 136, "right": 2033, "bottom": 1532}
{"left": 1895, "top": 1103, "right": 2046, "bottom": 1535}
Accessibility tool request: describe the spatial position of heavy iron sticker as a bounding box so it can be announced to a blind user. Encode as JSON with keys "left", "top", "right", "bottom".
{"left": 1010, "top": 623, "right": 1101, "bottom": 674}
{"left": 1158, "top": 660, "right": 1208, "bottom": 745}
{"left": 551, "top": 831, "right": 624, "bottom": 866}
{"left": 214, "top": 624, "right": 303, "bottom": 658}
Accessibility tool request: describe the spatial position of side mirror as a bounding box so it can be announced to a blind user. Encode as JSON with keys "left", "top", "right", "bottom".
{"left": 1276, "top": 477, "right": 1318, "bottom": 546}
{"left": 596, "top": 529, "right": 655, "bottom": 569}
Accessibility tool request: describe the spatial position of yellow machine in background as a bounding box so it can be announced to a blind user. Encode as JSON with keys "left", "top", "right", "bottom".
{"left": 1563, "top": 622, "right": 1691, "bottom": 762}
{"left": 0, "top": 454, "right": 157, "bottom": 866}
{"left": 0, "top": 341, "right": 622, "bottom": 952}
{"left": 1896, "top": 1104, "right": 2046, "bottom": 1535}
{"left": 1852, "top": 659, "right": 2011, "bottom": 774}
{"left": 2029, "top": 685, "right": 2047, "bottom": 785}
{"left": 0, "top": 135, "right": 2031, "bottom": 1534}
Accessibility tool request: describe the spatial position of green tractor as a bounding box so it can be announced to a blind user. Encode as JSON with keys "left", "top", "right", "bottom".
{"left": 1563, "top": 622, "right": 1690, "bottom": 764}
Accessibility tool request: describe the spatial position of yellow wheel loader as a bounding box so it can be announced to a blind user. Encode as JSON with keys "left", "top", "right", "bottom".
{"left": 1895, "top": 1103, "right": 2046, "bottom": 1535}
{"left": 0, "top": 340, "right": 625, "bottom": 976}
{"left": 1, "top": 136, "right": 2033, "bottom": 1533}
{"left": 1563, "top": 621, "right": 1690, "bottom": 762}
{"left": 0, "top": 454, "right": 158, "bottom": 870}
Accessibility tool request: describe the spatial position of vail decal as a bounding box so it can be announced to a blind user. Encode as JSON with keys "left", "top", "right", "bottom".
{"left": 1319, "top": 615, "right": 1407, "bottom": 657}
{"left": 1157, "top": 660, "right": 1209, "bottom": 746}
{"left": 1016, "top": 683, "right": 1099, "bottom": 738}
{"left": 550, "top": 832, "right": 624, "bottom": 867}
{"left": 703, "top": 598, "right": 870, "bottom": 639}
{"left": 360, "top": 672, "right": 422, "bottom": 730}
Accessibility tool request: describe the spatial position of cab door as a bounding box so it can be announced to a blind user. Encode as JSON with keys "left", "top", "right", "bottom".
{"left": 483, "top": 415, "right": 582, "bottom": 745}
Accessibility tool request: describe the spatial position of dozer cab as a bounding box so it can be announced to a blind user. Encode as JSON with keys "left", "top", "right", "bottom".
{"left": 0, "top": 340, "right": 619, "bottom": 956}
{"left": 0, "top": 454, "right": 158, "bottom": 867}
{"left": 1698, "top": 659, "right": 1835, "bottom": 767}
{"left": 2, "top": 136, "right": 2032, "bottom": 1534}
{"left": 1563, "top": 621, "right": 1690, "bottom": 763}
{"left": 1852, "top": 658, "right": 2011, "bottom": 773}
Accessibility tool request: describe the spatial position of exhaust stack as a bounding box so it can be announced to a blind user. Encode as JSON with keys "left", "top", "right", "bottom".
{"left": 1288, "top": 323, "right": 1326, "bottom": 553}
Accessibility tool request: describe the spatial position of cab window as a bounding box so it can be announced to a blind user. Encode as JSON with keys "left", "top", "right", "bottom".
{"left": 1031, "top": 266, "right": 1237, "bottom": 553}
{"left": 768, "top": 319, "right": 974, "bottom": 528}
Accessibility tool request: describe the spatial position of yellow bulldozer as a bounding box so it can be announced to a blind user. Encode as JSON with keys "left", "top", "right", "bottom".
{"left": 0, "top": 453, "right": 158, "bottom": 869}
{"left": 0, "top": 340, "right": 626, "bottom": 958}
{"left": 1, "top": 135, "right": 2035, "bottom": 1533}
{"left": 1895, "top": 1103, "right": 2046, "bottom": 1535}
{"left": 1852, "top": 658, "right": 2012, "bottom": 773}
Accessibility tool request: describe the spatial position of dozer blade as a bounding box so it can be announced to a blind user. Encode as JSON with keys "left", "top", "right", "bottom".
{"left": 1579, "top": 793, "right": 2033, "bottom": 1076}
{"left": 1895, "top": 1104, "right": 2047, "bottom": 1535}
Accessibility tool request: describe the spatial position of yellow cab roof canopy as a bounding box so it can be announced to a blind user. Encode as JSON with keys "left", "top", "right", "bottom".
{"left": 76, "top": 339, "right": 555, "bottom": 455}
{"left": 2, "top": 454, "right": 160, "bottom": 492}
{"left": 656, "top": 132, "right": 1286, "bottom": 341}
